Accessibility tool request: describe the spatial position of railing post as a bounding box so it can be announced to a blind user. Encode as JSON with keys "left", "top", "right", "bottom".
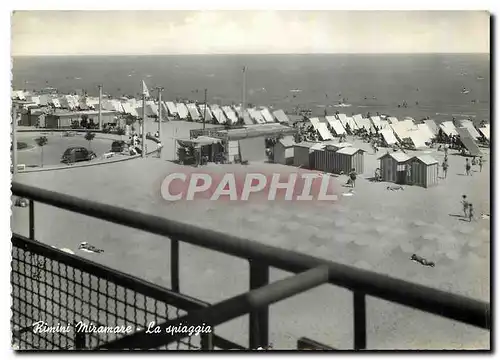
{"left": 200, "top": 331, "right": 214, "bottom": 350}
{"left": 74, "top": 330, "right": 86, "bottom": 350}
{"left": 353, "top": 292, "right": 366, "bottom": 350}
{"left": 171, "top": 239, "right": 180, "bottom": 292}
{"left": 29, "top": 200, "right": 35, "bottom": 240}
{"left": 249, "top": 260, "right": 269, "bottom": 349}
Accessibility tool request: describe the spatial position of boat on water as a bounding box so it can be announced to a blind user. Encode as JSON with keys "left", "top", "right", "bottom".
{"left": 333, "top": 103, "right": 352, "bottom": 108}
{"left": 461, "top": 87, "right": 470, "bottom": 94}
{"left": 477, "top": 76, "right": 484, "bottom": 80}
{"left": 290, "top": 89, "right": 302, "bottom": 93}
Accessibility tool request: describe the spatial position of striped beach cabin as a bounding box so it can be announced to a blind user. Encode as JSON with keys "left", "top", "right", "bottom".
{"left": 407, "top": 155, "right": 439, "bottom": 188}
{"left": 294, "top": 142, "right": 320, "bottom": 169}
{"left": 378, "top": 151, "right": 411, "bottom": 184}
{"left": 314, "top": 145, "right": 365, "bottom": 174}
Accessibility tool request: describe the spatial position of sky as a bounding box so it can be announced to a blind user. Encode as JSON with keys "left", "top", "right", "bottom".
{"left": 11, "top": 10, "right": 490, "bottom": 56}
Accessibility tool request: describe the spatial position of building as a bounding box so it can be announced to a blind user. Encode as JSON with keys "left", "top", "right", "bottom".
{"left": 293, "top": 142, "right": 323, "bottom": 169}
{"left": 334, "top": 147, "right": 365, "bottom": 175}
{"left": 314, "top": 146, "right": 365, "bottom": 174}
{"left": 407, "top": 155, "right": 439, "bottom": 188}
{"left": 190, "top": 123, "right": 297, "bottom": 163}
{"left": 44, "top": 110, "right": 118, "bottom": 128}
{"left": 378, "top": 151, "right": 411, "bottom": 184}
{"left": 273, "top": 137, "right": 295, "bottom": 165}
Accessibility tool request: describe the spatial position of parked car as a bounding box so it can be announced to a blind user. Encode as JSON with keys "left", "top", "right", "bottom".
{"left": 61, "top": 147, "right": 96, "bottom": 164}
{"left": 111, "top": 140, "right": 127, "bottom": 153}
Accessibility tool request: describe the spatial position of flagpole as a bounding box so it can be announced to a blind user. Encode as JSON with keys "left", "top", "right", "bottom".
{"left": 142, "top": 92, "right": 146, "bottom": 158}
{"left": 98, "top": 85, "right": 103, "bottom": 130}
{"left": 242, "top": 66, "right": 247, "bottom": 120}
{"left": 203, "top": 88, "right": 207, "bottom": 130}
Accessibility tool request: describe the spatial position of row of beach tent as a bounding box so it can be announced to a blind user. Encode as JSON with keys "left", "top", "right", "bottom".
{"left": 15, "top": 91, "right": 294, "bottom": 126}
{"left": 307, "top": 114, "right": 489, "bottom": 151}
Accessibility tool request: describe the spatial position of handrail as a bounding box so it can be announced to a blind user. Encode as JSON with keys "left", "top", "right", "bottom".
{"left": 11, "top": 182, "right": 491, "bottom": 330}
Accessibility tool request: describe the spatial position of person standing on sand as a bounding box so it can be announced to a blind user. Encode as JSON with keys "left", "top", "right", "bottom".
{"left": 461, "top": 195, "right": 469, "bottom": 218}
{"left": 479, "top": 157, "right": 483, "bottom": 172}
{"left": 465, "top": 158, "right": 472, "bottom": 176}
{"left": 442, "top": 160, "right": 449, "bottom": 178}
{"left": 468, "top": 204, "right": 474, "bottom": 222}
{"left": 349, "top": 168, "right": 357, "bottom": 188}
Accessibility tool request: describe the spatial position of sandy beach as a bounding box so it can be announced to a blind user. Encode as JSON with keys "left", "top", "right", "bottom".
{"left": 11, "top": 124, "right": 490, "bottom": 349}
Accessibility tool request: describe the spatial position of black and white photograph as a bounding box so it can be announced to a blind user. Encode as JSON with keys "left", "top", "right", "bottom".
{"left": 8, "top": 9, "right": 491, "bottom": 351}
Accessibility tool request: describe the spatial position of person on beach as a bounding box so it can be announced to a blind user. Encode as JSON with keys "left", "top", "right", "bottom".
{"left": 468, "top": 204, "right": 474, "bottom": 222}
{"left": 479, "top": 157, "right": 483, "bottom": 172}
{"left": 349, "top": 168, "right": 357, "bottom": 188}
{"left": 461, "top": 195, "right": 469, "bottom": 218}
{"left": 442, "top": 160, "right": 449, "bottom": 179}
{"left": 465, "top": 158, "right": 472, "bottom": 176}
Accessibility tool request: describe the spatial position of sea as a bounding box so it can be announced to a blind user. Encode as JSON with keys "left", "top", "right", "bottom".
{"left": 11, "top": 54, "right": 490, "bottom": 123}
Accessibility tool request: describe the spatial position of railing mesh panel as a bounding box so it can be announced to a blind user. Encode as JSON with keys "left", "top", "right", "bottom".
{"left": 11, "top": 239, "right": 200, "bottom": 350}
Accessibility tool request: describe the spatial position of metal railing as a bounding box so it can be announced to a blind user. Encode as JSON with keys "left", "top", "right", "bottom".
{"left": 11, "top": 182, "right": 491, "bottom": 350}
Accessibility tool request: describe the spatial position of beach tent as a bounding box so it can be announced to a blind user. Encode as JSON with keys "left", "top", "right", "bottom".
{"left": 456, "top": 127, "right": 482, "bottom": 156}
{"left": 51, "top": 98, "right": 61, "bottom": 108}
{"left": 293, "top": 142, "right": 321, "bottom": 168}
{"left": 260, "top": 107, "right": 275, "bottom": 123}
{"left": 146, "top": 101, "right": 158, "bottom": 116}
{"left": 242, "top": 111, "right": 254, "bottom": 125}
{"left": 345, "top": 117, "right": 359, "bottom": 131}
{"left": 401, "top": 119, "right": 418, "bottom": 131}
{"left": 378, "top": 151, "right": 411, "bottom": 184}
{"left": 166, "top": 101, "right": 178, "bottom": 116}
{"left": 417, "top": 123, "right": 435, "bottom": 142}
{"left": 336, "top": 114, "right": 348, "bottom": 128}
{"left": 390, "top": 122, "right": 410, "bottom": 141}
{"left": 58, "top": 96, "right": 70, "bottom": 109}
{"left": 407, "top": 129, "right": 429, "bottom": 149}
{"left": 317, "top": 123, "right": 334, "bottom": 140}
{"left": 478, "top": 126, "right": 490, "bottom": 141}
{"left": 161, "top": 102, "right": 169, "bottom": 119}
{"left": 380, "top": 129, "right": 398, "bottom": 146}
{"left": 379, "top": 119, "right": 390, "bottom": 130}
{"left": 186, "top": 103, "right": 201, "bottom": 121}
{"left": 424, "top": 120, "right": 439, "bottom": 135}
{"left": 352, "top": 114, "right": 364, "bottom": 128}
{"left": 408, "top": 155, "right": 439, "bottom": 188}
{"left": 388, "top": 117, "right": 399, "bottom": 124}
{"left": 273, "top": 137, "right": 295, "bottom": 165}
{"left": 176, "top": 103, "right": 190, "bottom": 119}
{"left": 309, "top": 117, "right": 321, "bottom": 131}
{"left": 222, "top": 106, "right": 239, "bottom": 124}
{"left": 210, "top": 104, "right": 227, "bottom": 124}
{"left": 370, "top": 116, "right": 382, "bottom": 129}
{"left": 198, "top": 104, "right": 214, "bottom": 121}
{"left": 439, "top": 121, "right": 458, "bottom": 136}
{"left": 357, "top": 118, "right": 374, "bottom": 132}
{"left": 272, "top": 109, "right": 290, "bottom": 124}
{"left": 326, "top": 117, "right": 346, "bottom": 135}
{"left": 246, "top": 108, "right": 264, "bottom": 124}
{"left": 458, "top": 120, "right": 481, "bottom": 139}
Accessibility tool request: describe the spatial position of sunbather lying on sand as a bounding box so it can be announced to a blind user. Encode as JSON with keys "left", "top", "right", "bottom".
{"left": 387, "top": 185, "right": 404, "bottom": 191}
{"left": 410, "top": 254, "right": 435, "bottom": 267}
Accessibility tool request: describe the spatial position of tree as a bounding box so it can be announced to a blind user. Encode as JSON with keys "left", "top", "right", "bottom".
{"left": 80, "top": 114, "right": 89, "bottom": 128}
{"left": 85, "top": 132, "right": 96, "bottom": 150}
{"left": 35, "top": 136, "right": 48, "bottom": 167}
{"left": 116, "top": 127, "right": 125, "bottom": 140}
